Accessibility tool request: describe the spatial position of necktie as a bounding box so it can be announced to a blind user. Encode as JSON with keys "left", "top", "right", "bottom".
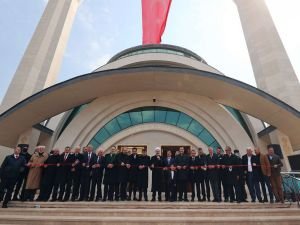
{"left": 97, "top": 156, "right": 99, "bottom": 163}
{"left": 88, "top": 153, "right": 91, "bottom": 163}
{"left": 64, "top": 154, "right": 68, "bottom": 161}
{"left": 15, "top": 155, "right": 19, "bottom": 159}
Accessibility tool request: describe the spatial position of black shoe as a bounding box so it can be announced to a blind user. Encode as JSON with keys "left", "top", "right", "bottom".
{"left": 145, "top": 198, "right": 148, "bottom": 201}
{"left": 158, "top": 198, "right": 162, "bottom": 202}
{"left": 133, "top": 197, "right": 138, "bottom": 201}
{"left": 138, "top": 199, "right": 142, "bottom": 201}
{"left": 230, "top": 200, "right": 234, "bottom": 203}
{"left": 201, "top": 198, "right": 206, "bottom": 202}
{"left": 184, "top": 199, "right": 189, "bottom": 202}
{"left": 263, "top": 198, "right": 268, "bottom": 203}
{"left": 207, "top": 198, "right": 211, "bottom": 202}
{"left": 12, "top": 197, "right": 19, "bottom": 201}
{"left": 270, "top": 199, "right": 274, "bottom": 204}
{"left": 251, "top": 200, "right": 255, "bottom": 203}
{"left": 191, "top": 198, "right": 195, "bottom": 202}
{"left": 102, "top": 199, "right": 106, "bottom": 202}
{"left": 151, "top": 198, "right": 156, "bottom": 202}
{"left": 2, "top": 204, "right": 7, "bottom": 208}
{"left": 224, "top": 198, "right": 229, "bottom": 202}
{"left": 259, "top": 199, "right": 263, "bottom": 203}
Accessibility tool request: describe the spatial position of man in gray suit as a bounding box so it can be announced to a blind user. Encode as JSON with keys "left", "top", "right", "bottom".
{"left": 267, "top": 146, "right": 284, "bottom": 203}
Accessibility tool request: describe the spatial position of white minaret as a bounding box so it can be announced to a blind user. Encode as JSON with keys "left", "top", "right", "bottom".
{"left": 234, "top": 0, "right": 300, "bottom": 110}
{"left": 234, "top": 0, "right": 299, "bottom": 169}
{"left": 0, "top": 0, "right": 81, "bottom": 113}
{"left": 0, "top": 0, "right": 81, "bottom": 153}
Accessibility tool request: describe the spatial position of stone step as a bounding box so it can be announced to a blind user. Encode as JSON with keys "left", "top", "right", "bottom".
{"left": 9, "top": 201, "right": 293, "bottom": 209}
{"left": 0, "top": 215, "right": 300, "bottom": 225}
{"left": 1, "top": 207, "right": 299, "bottom": 217}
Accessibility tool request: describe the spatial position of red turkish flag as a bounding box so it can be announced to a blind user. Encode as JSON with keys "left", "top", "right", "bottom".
{"left": 142, "top": 0, "right": 172, "bottom": 45}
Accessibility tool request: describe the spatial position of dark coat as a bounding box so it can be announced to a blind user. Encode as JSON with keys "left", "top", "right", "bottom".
{"left": 72, "top": 153, "right": 83, "bottom": 174}
{"left": 128, "top": 154, "right": 139, "bottom": 182}
{"left": 1, "top": 154, "right": 26, "bottom": 180}
{"left": 103, "top": 153, "right": 117, "bottom": 184}
{"left": 43, "top": 154, "right": 60, "bottom": 179}
{"left": 57, "top": 153, "right": 75, "bottom": 183}
{"left": 222, "top": 154, "right": 241, "bottom": 185}
{"left": 116, "top": 153, "right": 130, "bottom": 183}
{"left": 206, "top": 153, "right": 219, "bottom": 179}
{"left": 150, "top": 155, "right": 163, "bottom": 191}
{"left": 197, "top": 154, "right": 207, "bottom": 181}
{"left": 189, "top": 156, "right": 199, "bottom": 182}
{"left": 162, "top": 157, "right": 175, "bottom": 183}
{"left": 175, "top": 154, "right": 190, "bottom": 181}
{"left": 92, "top": 155, "right": 105, "bottom": 179}
{"left": 137, "top": 155, "right": 150, "bottom": 188}
{"left": 242, "top": 154, "right": 260, "bottom": 177}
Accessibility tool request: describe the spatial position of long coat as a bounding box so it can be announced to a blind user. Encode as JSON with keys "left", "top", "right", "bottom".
{"left": 150, "top": 155, "right": 164, "bottom": 191}
{"left": 175, "top": 154, "right": 190, "bottom": 181}
{"left": 137, "top": 155, "right": 150, "bottom": 188}
{"left": 103, "top": 153, "right": 117, "bottom": 185}
{"left": 128, "top": 154, "right": 139, "bottom": 183}
{"left": 26, "top": 152, "right": 48, "bottom": 189}
{"left": 116, "top": 153, "right": 130, "bottom": 183}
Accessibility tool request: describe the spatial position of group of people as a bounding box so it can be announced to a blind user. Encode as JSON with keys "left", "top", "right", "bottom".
{"left": 0, "top": 144, "right": 284, "bottom": 208}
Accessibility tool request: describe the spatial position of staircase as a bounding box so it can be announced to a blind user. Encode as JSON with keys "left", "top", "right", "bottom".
{"left": 0, "top": 201, "right": 299, "bottom": 224}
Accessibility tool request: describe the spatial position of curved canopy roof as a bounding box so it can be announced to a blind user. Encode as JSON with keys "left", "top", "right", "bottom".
{"left": 0, "top": 66, "right": 299, "bottom": 149}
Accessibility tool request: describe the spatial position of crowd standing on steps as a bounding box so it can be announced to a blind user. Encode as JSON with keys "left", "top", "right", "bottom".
{"left": 0, "top": 144, "right": 284, "bottom": 208}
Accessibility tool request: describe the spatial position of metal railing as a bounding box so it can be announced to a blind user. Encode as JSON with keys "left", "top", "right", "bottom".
{"left": 281, "top": 171, "right": 300, "bottom": 207}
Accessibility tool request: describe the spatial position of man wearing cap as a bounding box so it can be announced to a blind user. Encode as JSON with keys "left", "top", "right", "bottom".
{"left": 150, "top": 147, "right": 164, "bottom": 201}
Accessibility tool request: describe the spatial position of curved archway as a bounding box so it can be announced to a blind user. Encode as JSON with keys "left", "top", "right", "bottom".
{"left": 89, "top": 106, "right": 220, "bottom": 150}
{"left": 0, "top": 66, "right": 299, "bottom": 149}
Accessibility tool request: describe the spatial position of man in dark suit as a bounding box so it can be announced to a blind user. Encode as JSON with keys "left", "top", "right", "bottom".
{"left": 51, "top": 146, "right": 75, "bottom": 201}
{"left": 12, "top": 144, "right": 31, "bottom": 201}
{"left": 222, "top": 146, "right": 242, "bottom": 203}
{"left": 234, "top": 149, "right": 248, "bottom": 202}
{"left": 0, "top": 147, "right": 26, "bottom": 208}
{"left": 189, "top": 149, "right": 200, "bottom": 201}
{"left": 103, "top": 146, "right": 117, "bottom": 201}
{"left": 71, "top": 146, "right": 83, "bottom": 201}
{"left": 137, "top": 149, "right": 150, "bottom": 201}
{"left": 37, "top": 149, "right": 60, "bottom": 201}
{"left": 206, "top": 147, "right": 220, "bottom": 202}
{"left": 216, "top": 147, "right": 226, "bottom": 202}
{"left": 242, "top": 147, "right": 263, "bottom": 203}
{"left": 79, "top": 145, "right": 97, "bottom": 201}
{"left": 267, "top": 146, "right": 284, "bottom": 203}
{"left": 163, "top": 150, "right": 175, "bottom": 201}
{"left": 150, "top": 147, "right": 164, "bottom": 201}
{"left": 116, "top": 147, "right": 130, "bottom": 201}
{"left": 175, "top": 146, "right": 189, "bottom": 201}
{"left": 90, "top": 149, "right": 105, "bottom": 201}
{"left": 128, "top": 147, "right": 139, "bottom": 201}
{"left": 197, "top": 148, "right": 208, "bottom": 201}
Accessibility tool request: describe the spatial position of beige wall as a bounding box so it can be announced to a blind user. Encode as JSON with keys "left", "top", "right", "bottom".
{"left": 54, "top": 91, "right": 253, "bottom": 155}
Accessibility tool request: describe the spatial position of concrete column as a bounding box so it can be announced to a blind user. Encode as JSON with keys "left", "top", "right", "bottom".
{"left": 234, "top": 0, "right": 300, "bottom": 110}
{"left": 0, "top": 0, "right": 80, "bottom": 156}
{"left": 0, "top": 0, "right": 81, "bottom": 113}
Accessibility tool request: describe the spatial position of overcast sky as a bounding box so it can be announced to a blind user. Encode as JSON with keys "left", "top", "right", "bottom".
{"left": 0, "top": 0, "right": 299, "bottom": 103}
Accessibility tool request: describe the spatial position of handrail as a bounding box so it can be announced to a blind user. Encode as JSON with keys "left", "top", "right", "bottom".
{"left": 281, "top": 171, "right": 300, "bottom": 207}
